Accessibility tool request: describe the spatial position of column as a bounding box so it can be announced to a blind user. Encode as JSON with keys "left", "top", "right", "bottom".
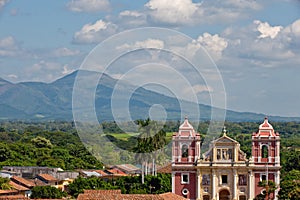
{"left": 196, "top": 169, "right": 202, "bottom": 200}
{"left": 248, "top": 171, "right": 254, "bottom": 200}
{"left": 172, "top": 172, "right": 175, "bottom": 193}
{"left": 274, "top": 171, "right": 280, "bottom": 200}
{"left": 275, "top": 140, "right": 280, "bottom": 166}
{"left": 212, "top": 169, "right": 216, "bottom": 200}
{"left": 233, "top": 169, "right": 237, "bottom": 200}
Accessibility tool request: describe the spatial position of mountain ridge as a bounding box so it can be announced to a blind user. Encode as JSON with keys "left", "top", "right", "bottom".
{"left": 0, "top": 70, "right": 299, "bottom": 122}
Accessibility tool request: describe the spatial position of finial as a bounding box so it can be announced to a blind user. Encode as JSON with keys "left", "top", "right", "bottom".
{"left": 223, "top": 126, "right": 227, "bottom": 136}
{"left": 264, "top": 116, "right": 268, "bottom": 121}
{"left": 185, "top": 116, "right": 188, "bottom": 120}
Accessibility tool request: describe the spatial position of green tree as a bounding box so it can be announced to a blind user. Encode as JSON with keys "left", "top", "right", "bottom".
{"left": 0, "top": 177, "right": 12, "bottom": 190}
{"left": 68, "top": 176, "right": 116, "bottom": 197}
{"left": 254, "top": 180, "right": 277, "bottom": 200}
{"left": 31, "top": 136, "right": 53, "bottom": 148}
{"left": 31, "top": 186, "right": 67, "bottom": 199}
{"left": 279, "top": 170, "right": 300, "bottom": 200}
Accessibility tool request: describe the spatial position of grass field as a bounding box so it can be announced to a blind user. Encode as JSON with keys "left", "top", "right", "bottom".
{"left": 106, "top": 132, "right": 174, "bottom": 143}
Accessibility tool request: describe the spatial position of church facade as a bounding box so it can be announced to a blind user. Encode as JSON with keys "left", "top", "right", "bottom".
{"left": 172, "top": 117, "right": 280, "bottom": 200}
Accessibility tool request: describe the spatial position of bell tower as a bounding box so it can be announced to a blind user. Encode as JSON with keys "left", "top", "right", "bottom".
{"left": 252, "top": 117, "right": 280, "bottom": 199}
{"left": 172, "top": 117, "right": 201, "bottom": 200}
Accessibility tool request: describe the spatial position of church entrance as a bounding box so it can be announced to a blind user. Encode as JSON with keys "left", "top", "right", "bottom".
{"left": 219, "top": 189, "right": 230, "bottom": 200}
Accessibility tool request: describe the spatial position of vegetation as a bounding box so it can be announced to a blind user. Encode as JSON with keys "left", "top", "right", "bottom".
{"left": 0, "top": 120, "right": 299, "bottom": 198}
{"left": 0, "top": 121, "right": 103, "bottom": 170}
{"left": 68, "top": 173, "right": 171, "bottom": 198}
{"left": 31, "top": 186, "right": 67, "bottom": 199}
{"left": 278, "top": 170, "right": 300, "bottom": 200}
{"left": 0, "top": 177, "right": 12, "bottom": 190}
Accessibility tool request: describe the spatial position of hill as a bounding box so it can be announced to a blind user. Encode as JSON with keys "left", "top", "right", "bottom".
{"left": 0, "top": 70, "right": 299, "bottom": 122}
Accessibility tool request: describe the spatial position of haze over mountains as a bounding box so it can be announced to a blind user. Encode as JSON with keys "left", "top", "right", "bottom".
{"left": 0, "top": 70, "right": 299, "bottom": 122}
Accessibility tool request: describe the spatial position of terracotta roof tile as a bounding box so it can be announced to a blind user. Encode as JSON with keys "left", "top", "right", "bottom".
{"left": 94, "top": 170, "right": 107, "bottom": 176}
{"left": 9, "top": 181, "right": 30, "bottom": 191}
{"left": 0, "top": 190, "right": 19, "bottom": 195}
{"left": 159, "top": 192, "right": 187, "bottom": 200}
{"left": 157, "top": 163, "right": 172, "bottom": 174}
{"left": 77, "top": 190, "right": 187, "bottom": 200}
{"left": 0, "top": 195, "right": 28, "bottom": 200}
{"left": 37, "top": 174, "right": 57, "bottom": 181}
{"left": 10, "top": 176, "right": 35, "bottom": 188}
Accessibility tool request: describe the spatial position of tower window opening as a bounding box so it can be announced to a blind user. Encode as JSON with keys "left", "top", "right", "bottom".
{"left": 262, "top": 145, "right": 268, "bottom": 158}
{"left": 182, "top": 144, "right": 188, "bottom": 158}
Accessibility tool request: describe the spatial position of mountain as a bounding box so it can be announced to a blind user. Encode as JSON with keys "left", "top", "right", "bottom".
{"left": 0, "top": 70, "right": 299, "bottom": 122}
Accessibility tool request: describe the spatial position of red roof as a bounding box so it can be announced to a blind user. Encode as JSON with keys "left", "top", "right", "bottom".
{"left": 106, "top": 169, "right": 127, "bottom": 175}
{"left": 11, "top": 176, "right": 35, "bottom": 188}
{"left": 9, "top": 181, "right": 30, "bottom": 191}
{"left": 37, "top": 174, "right": 57, "bottom": 181}
{"left": 157, "top": 163, "right": 172, "bottom": 174}
{"left": 253, "top": 117, "right": 279, "bottom": 137}
{"left": 0, "top": 195, "right": 28, "bottom": 200}
{"left": 77, "top": 190, "right": 187, "bottom": 200}
{"left": 94, "top": 170, "right": 108, "bottom": 176}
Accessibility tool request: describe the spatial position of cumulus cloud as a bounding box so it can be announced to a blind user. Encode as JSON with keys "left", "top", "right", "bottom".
{"left": 281, "top": 19, "right": 300, "bottom": 47}
{"left": 144, "top": 0, "right": 261, "bottom": 26}
{"left": 197, "top": 33, "right": 228, "bottom": 60}
{"left": 66, "top": 0, "right": 110, "bottom": 12}
{"left": 145, "top": 0, "right": 200, "bottom": 25}
{"left": 73, "top": 19, "right": 118, "bottom": 44}
{"left": 51, "top": 47, "right": 80, "bottom": 57}
{"left": 116, "top": 39, "right": 164, "bottom": 51}
{"left": 218, "top": 18, "right": 300, "bottom": 70}
{"left": 254, "top": 20, "right": 283, "bottom": 39}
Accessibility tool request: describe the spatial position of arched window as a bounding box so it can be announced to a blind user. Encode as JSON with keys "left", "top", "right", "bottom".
{"left": 262, "top": 145, "right": 268, "bottom": 158}
{"left": 182, "top": 144, "right": 188, "bottom": 158}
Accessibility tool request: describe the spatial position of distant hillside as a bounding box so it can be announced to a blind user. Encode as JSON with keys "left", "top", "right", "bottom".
{"left": 0, "top": 70, "right": 299, "bottom": 122}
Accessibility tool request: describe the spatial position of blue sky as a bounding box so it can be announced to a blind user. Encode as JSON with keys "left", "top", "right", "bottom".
{"left": 0, "top": 0, "right": 300, "bottom": 117}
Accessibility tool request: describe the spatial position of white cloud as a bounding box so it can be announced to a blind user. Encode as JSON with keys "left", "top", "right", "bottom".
{"left": 254, "top": 20, "right": 283, "bottom": 39}
{"left": 66, "top": 0, "right": 110, "bottom": 12}
{"left": 223, "top": 0, "right": 261, "bottom": 10}
{"left": 62, "top": 65, "right": 75, "bottom": 75}
{"left": 281, "top": 19, "right": 300, "bottom": 46}
{"left": 218, "top": 19, "right": 300, "bottom": 70}
{"left": 116, "top": 38, "right": 164, "bottom": 51}
{"left": 145, "top": 0, "right": 200, "bottom": 25}
{"left": 117, "top": 10, "right": 147, "bottom": 27}
{"left": 0, "top": 0, "right": 9, "bottom": 10}
{"left": 190, "top": 84, "right": 213, "bottom": 94}
{"left": 7, "top": 74, "right": 18, "bottom": 79}
{"left": 51, "top": 47, "right": 80, "bottom": 57}
{"left": 119, "top": 10, "right": 143, "bottom": 18}
{"left": 144, "top": 0, "right": 262, "bottom": 26}
{"left": 197, "top": 33, "right": 228, "bottom": 60}
{"left": 0, "top": 36, "right": 21, "bottom": 57}
{"left": 0, "top": 36, "right": 17, "bottom": 49}
{"left": 73, "top": 19, "right": 118, "bottom": 44}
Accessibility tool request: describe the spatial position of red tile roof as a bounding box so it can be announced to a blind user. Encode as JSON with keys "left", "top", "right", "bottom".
{"left": 9, "top": 181, "right": 30, "bottom": 191}
{"left": 0, "top": 190, "right": 19, "bottom": 195}
{"left": 10, "top": 176, "right": 35, "bottom": 188}
{"left": 77, "top": 190, "right": 187, "bottom": 200}
{"left": 157, "top": 163, "right": 172, "bottom": 174}
{"left": 37, "top": 174, "right": 57, "bottom": 181}
{"left": 94, "top": 170, "right": 108, "bottom": 176}
{"left": 159, "top": 192, "right": 187, "bottom": 200}
{"left": 106, "top": 169, "right": 127, "bottom": 175}
{"left": 0, "top": 195, "right": 28, "bottom": 200}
